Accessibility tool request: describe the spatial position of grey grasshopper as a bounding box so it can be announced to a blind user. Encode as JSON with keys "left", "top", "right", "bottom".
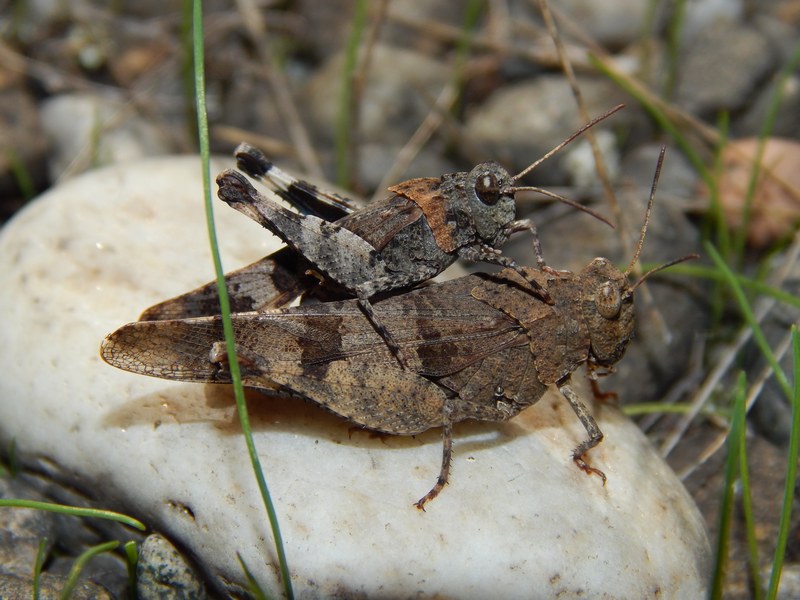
{"left": 212, "top": 107, "right": 622, "bottom": 366}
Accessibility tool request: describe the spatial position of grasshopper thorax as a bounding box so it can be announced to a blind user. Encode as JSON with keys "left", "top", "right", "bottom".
{"left": 463, "top": 162, "right": 517, "bottom": 245}
{"left": 580, "top": 258, "right": 635, "bottom": 367}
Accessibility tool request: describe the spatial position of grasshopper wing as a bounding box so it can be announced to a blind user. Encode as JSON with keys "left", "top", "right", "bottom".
{"left": 101, "top": 306, "right": 451, "bottom": 434}
{"left": 334, "top": 193, "right": 425, "bottom": 252}
{"left": 141, "top": 144, "right": 364, "bottom": 322}
{"left": 102, "top": 274, "right": 531, "bottom": 433}
{"left": 225, "top": 147, "right": 431, "bottom": 260}
{"left": 139, "top": 247, "right": 317, "bottom": 321}
{"left": 234, "top": 143, "right": 356, "bottom": 222}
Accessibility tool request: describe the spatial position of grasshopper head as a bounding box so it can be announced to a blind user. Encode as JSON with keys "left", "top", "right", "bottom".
{"left": 580, "top": 258, "right": 635, "bottom": 367}
{"left": 461, "top": 107, "right": 628, "bottom": 249}
{"left": 579, "top": 147, "right": 697, "bottom": 368}
{"left": 464, "top": 162, "right": 517, "bottom": 244}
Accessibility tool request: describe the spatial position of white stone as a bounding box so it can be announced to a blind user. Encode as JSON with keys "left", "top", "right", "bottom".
{"left": 0, "top": 156, "right": 711, "bottom": 597}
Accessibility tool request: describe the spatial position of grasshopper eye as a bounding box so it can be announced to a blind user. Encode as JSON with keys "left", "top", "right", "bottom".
{"left": 474, "top": 172, "right": 500, "bottom": 205}
{"left": 596, "top": 281, "right": 621, "bottom": 319}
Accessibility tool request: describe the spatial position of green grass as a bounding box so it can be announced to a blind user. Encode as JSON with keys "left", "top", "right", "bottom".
{"left": 33, "top": 537, "right": 48, "bottom": 600}
{"left": 706, "top": 243, "right": 792, "bottom": 401}
{"left": 59, "top": 541, "right": 120, "bottom": 599}
{"left": 5, "top": 147, "right": 36, "bottom": 201}
{"left": 335, "top": 0, "right": 368, "bottom": 188}
{"left": 710, "top": 372, "right": 747, "bottom": 599}
{"left": 0, "top": 499, "right": 146, "bottom": 530}
{"left": 652, "top": 263, "right": 800, "bottom": 310}
{"left": 738, "top": 375, "right": 763, "bottom": 600}
{"left": 766, "top": 326, "right": 800, "bottom": 599}
{"left": 0, "top": 439, "right": 16, "bottom": 478}
{"left": 703, "top": 242, "right": 799, "bottom": 596}
{"left": 124, "top": 540, "right": 139, "bottom": 598}
{"left": 191, "top": 1, "right": 293, "bottom": 597}
{"left": 239, "top": 552, "right": 272, "bottom": 600}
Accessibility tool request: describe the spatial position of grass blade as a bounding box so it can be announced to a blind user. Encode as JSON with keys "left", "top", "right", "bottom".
{"left": 589, "top": 53, "right": 711, "bottom": 188}
{"left": 645, "top": 262, "right": 800, "bottom": 310}
{"left": 451, "top": 0, "right": 484, "bottom": 89}
{"left": 124, "top": 540, "right": 139, "bottom": 598}
{"left": 662, "top": 0, "right": 686, "bottom": 98}
{"left": 738, "top": 384, "right": 762, "bottom": 599}
{"left": 335, "top": 0, "right": 368, "bottom": 188}
{"left": 238, "top": 552, "right": 272, "bottom": 600}
{"left": 0, "top": 499, "right": 145, "bottom": 530}
{"left": 710, "top": 371, "right": 746, "bottom": 598}
{"left": 766, "top": 326, "right": 800, "bottom": 599}
{"left": 60, "top": 540, "right": 120, "bottom": 600}
{"left": 8, "top": 438, "right": 18, "bottom": 477}
{"left": 6, "top": 147, "right": 36, "bottom": 201}
{"left": 191, "top": 2, "right": 293, "bottom": 597}
{"left": 705, "top": 241, "right": 792, "bottom": 400}
{"left": 33, "top": 537, "right": 48, "bottom": 600}
{"left": 621, "top": 402, "right": 698, "bottom": 416}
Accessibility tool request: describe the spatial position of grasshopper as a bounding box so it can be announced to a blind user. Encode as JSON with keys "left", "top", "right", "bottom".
{"left": 101, "top": 148, "right": 695, "bottom": 508}
{"left": 213, "top": 107, "right": 622, "bottom": 366}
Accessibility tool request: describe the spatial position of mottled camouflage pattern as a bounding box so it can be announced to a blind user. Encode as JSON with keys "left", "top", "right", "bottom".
{"left": 102, "top": 261, "right": 635, "bottom": 508}
{"left": 214, "top": 145, "right": 552, "bottom": 366}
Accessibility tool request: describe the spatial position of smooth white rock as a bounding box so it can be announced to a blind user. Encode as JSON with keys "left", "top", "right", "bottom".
{"left": 0, "top": 156, "right": 711, "bottom": 598}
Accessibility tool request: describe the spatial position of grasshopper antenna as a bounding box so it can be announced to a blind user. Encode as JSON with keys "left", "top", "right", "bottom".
{"left": 624, "top": 146, "right": 698, "bottom": 293}
{"left": 624, "top": 145, "right": 664, "bottom": 278}
{"left": 629, "top": 254, "right": 699, "bottom": 294}
{"left": 508, "top": 185, "right": 614, "bottom": 228}
{"left": 504, "top": 104, "right": 625, "bottom": 230}
{"left": 510, "top": 104, "right": 625, "bottom": 182}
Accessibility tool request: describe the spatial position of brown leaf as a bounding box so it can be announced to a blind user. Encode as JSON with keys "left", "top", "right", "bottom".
{"left": 708, "top": 138, "right": 800, "bottom": 248}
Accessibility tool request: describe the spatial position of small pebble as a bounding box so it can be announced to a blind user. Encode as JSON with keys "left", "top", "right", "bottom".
{"left": 137, "top": 534, "right": 206, "bottom": 600}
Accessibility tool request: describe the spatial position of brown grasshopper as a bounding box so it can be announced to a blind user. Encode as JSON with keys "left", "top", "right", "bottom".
{"left": 213, "top": 106, "right": 622, "bottom": 367}
{"left": 101, "top": 148, "right": 695, "bottom": 509}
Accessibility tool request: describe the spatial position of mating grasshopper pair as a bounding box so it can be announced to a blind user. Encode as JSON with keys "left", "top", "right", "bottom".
{"left": 101, "top": 108, "right": 691, "bottom": 509}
